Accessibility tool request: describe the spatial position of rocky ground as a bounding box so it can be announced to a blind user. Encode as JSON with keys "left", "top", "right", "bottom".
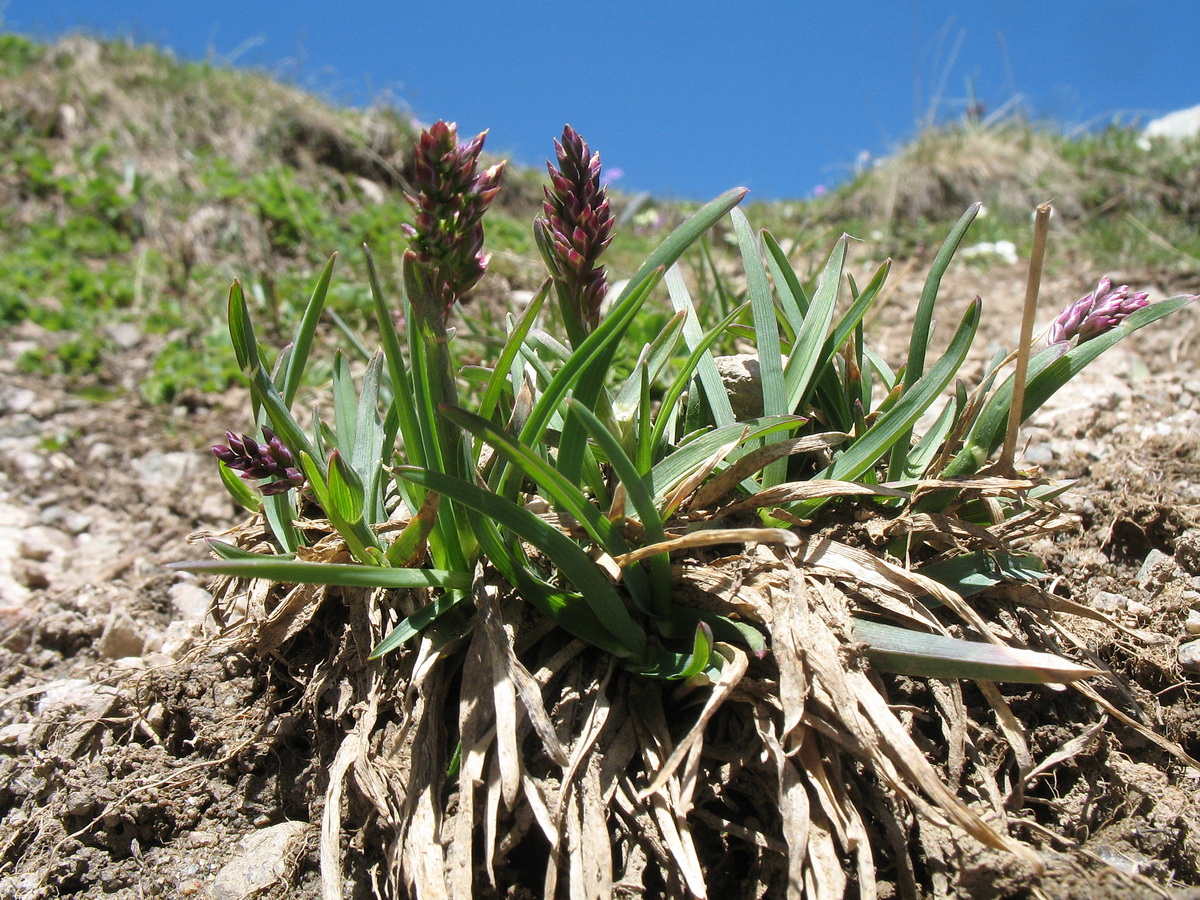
{"left": 1, "top": 257, "right": 1200, "bottom": 898}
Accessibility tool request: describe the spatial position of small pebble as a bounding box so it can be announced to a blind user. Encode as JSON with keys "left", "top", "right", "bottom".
{"left": 19, "top": 525, "right": 72, "bottom": 561}
{"left": 0, "top": 722, "right": 34, "bottom": 751}
{"left": 168, "top": 582, "right": 212, "bottom": 621}
{"left": 1023, "top": 443, "right": 1056, "bottom": 465}
{"left": 1180, "top": 639, "right": 1200, "bottom": 673}
{"left": 1092, "top": 591, "right": 1129, "bottom": 614}
{"left": 1176, "top": 529, "right": 1200, "bottom": 575}
{"left": 1139, "top": 549, "right": 1177, "bottom": 588}
{"left": 65, "top": 792, "right": 95, "bottom": 818}
{"left": 15, "top": 561, "right": 49, "bottom": 590}
{"left": 2, "top": 388, "right": 37, "bottom": 414}
{"left": 98, "top": 610, "right": 146, "bottom": 659}
{"left": 1126, "top": 599, "right": 1153, "bottom": 619}
{"left": 85, "top": 442, "right": 114, "bottom": 464}
{"left": 1185, "top": 609, "right": 1200, "bottom": 635}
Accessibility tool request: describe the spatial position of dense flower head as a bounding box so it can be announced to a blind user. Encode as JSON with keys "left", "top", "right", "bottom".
{"left": 537, "top": 125, "right": 615, "bottom": 334}
{"left": 212, "top": 427, "right": 305, "bottom": 496}
{"left": 1049, "top": 276, "right": 1151, "bottom": 344}
{"left": 402, "top": 120, "right": 505, "bottom": 316}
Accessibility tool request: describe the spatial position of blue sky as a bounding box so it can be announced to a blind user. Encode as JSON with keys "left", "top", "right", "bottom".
{"left": 4, "top": 1, "right": 1199, "bottom": 201}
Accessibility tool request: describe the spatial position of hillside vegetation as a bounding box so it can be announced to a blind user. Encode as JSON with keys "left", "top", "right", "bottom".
{"left": 6, "top": 32, "right": 1200, "bottom": 900}
{"left": 1, "top": 32, "right": 1198, "bottom": 404}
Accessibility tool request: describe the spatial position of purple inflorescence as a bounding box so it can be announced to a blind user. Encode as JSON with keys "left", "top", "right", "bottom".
{"left": 402, "top": 120, "right": 504, "bottom": 319}
{"left": 1049, "top": 276, "right": 1150, "bottom": 344}
{"left": 537, "top": 125, "right": 615, "bottom": 334}
{"left": 212, "top": 426, "right": 305, "bottom": 496}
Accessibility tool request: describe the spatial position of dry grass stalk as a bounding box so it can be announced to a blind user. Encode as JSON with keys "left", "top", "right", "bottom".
{"left": 180, "top": 467, "right": 1200, "bottom": 899}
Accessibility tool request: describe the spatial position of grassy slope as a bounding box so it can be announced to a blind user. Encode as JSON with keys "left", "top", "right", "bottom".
{"left": 2, "top": 33, "right": 1198, "bottom": 405}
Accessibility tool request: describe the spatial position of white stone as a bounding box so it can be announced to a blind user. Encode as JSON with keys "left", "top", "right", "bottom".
{"left": 1180, "top": 638, "right": 1200, "bottom": 673}
{"left": 132, "top": 451, "right": 198, "bottom": 488}
{"left": 98, "top": 609, "right": 146, "bottom": 659}
{"left": 1126, "top": 599, "right": 1153, "bottom": 619}
{"left": 211, "top": 821, "right": 311, "bottom": 900}
{"left": 35, "top": 678, "right": 118, "bottom": 716}
{"left": 107, "top": 322, "right": 142, "bottom": 350}
{"left": 160, "top": 619, "right": 200, "bottom": 659}
{"left": 1092, "top": 591, "right": 1128, "bottom": 614}
{"left": 168, "top": 582, "right": 213, "bottom": 621}
{"left": 19, "top": 525, "right": 73, "bottom": 562}
{"left": 1185, "top": 609, "right": 1200, "bottom": 635}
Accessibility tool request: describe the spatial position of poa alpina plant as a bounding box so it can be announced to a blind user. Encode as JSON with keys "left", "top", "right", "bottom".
{"left": 177, "top": 120, "right": 1195, "bottom": 897}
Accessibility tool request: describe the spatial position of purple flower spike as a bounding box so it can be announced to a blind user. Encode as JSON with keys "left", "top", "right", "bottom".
{"left": 1049, "top": 276, "right": 1151, "bottom": 344}
{"left": 212, "top": 426, "right": 305, "bottom": 495}
{"left": 537, "top": 125, "right": 615, "bottom": 338}
{"left": 402, "top": 120, "right": 505, "bottom": 320}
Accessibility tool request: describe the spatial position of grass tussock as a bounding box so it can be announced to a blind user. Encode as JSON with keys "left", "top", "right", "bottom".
{"left": 840, "top": 123, "right": 1083, "bottom": 224}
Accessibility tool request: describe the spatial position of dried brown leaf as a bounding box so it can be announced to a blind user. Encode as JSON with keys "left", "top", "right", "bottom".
{"left": 690, "top": 432, "right": 850, "bottom": 511}
{"left": 614, "top": 527, "right": 798, "bottom": 567}
{"left": 719, "top": 480, "right": 908, "bottom": 516}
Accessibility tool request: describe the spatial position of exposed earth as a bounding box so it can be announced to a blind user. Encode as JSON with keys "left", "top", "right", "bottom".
{"left": 2, "top": 252, "right": 1200, "bottom": 899}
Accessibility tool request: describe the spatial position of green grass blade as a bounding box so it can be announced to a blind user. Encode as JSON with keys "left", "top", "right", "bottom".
{"left": 762, "top": 231, "right": 807, "bottom": 335}
{"left": 354, "top": 353, "right": 386, "bottom": 524}
{"left": 902, "top": 203, "right": 980, "bottom": 385}
{"left": 635, "top": 363, "right": 654, "bottom": 474}
{"left": 613, "top": 310, "right": 686, "bottom": 426}
{"left": 657, "top": 607, "right": 766, "bottom": 657}
{"left": 888, "top": 203, "right": 980, "bottom": 477}
{"left": 854, "top": 618, "right": 1096, "bottom": 683}
{"left": 666, "top": 264, "right": 737, "bottom": 428}
{"left": 649, "top": 299, "right": 749, "bottom": 460}
{"left": 364, "top": 244, "right": 425, "bottom": 471}
{"left": 863, "top": 345, "right": 896, "bottom": 393}
{"left": 731, "top": 208, "right": 787, "bottom": 485}
{"left": 782, "top": 234, "right": 846, "bottom": 416}
{"left": 824, "top": 259, "right": 891, "bottom": 379}
{"left": 327, "top": 450, "right": 367, "bottom": 527}
{"left": 629, "top": 622, "right": 714, "bottom": 680}
{"left": 791, "top": 298, "right": 980, "bottom": 519}
{"left": 384, "top": 491, "right": 440, "bottom": 567}
{"left": 905, "top": 395, "right": 958, "bottom": 478}
{"left": 468, "top": 506, "right": 635, "bottom": 658}
{"left": 168, "top": 557, "right": 471, "bottom": 590}
{"left": 370, "top": 590, "right": 468, "bottom": 658}
{"left": 396, "top": 466, "right": 647, "bottom": 657}
{"left": 331, "top": 351, "right": 357, "bottom": 458}
{"left": 621, "top": 187, "right": 747, "bottom": 308}
{"left": 918, "top": 551, "right": 1046, "bottom": 603}
{"left": 260, "top": 494, "right": 301, "bottom": 554}
{"left": 227, "top": 280, "right": 260, "bottom": 378}
{"left": 478, "top": 279, "right": 551, "bottom": 422}
{"left": 649, "top": 415, "right": 805, "bottom": 504}
{"left": 506, "top": 268, "right": 665, "bottom": 502}
{"left": 280, "top": 252, "right": 336, "bottom": 407}
{"left": 206, "top": 539, "right": 282, "bottom": 561}
{"left": 298, "top": 450, "right": 378, "bottom": 564}
{"left": 565, "top": 399, "right": 672, "bottom": 616}
{"left": 217, "top": 460, "right": 261, "bottom": 514}
{"left": 440, "top": 404, "right": 653, "bottom": 607}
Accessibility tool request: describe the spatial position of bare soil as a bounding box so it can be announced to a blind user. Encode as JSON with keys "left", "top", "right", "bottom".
{"left": 2, "top": 256, "right": 1200, "bottom": 898}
